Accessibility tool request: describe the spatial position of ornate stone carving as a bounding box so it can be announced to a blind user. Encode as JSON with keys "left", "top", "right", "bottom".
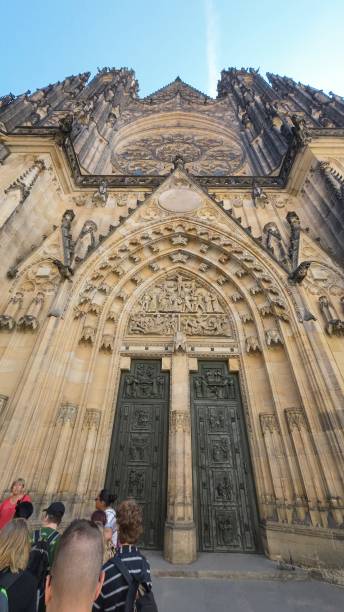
{"left": 17, "top": 292, "right": 44, "bottom": 330}
{"left": 259, "top": 303, "right": 272, "bottom": 317}
{"left": 171, "top": 234, "right": 188, "bottom": 246}
{"left": 74, "top": 220, "right": 97, "bottom": 262}
{"left": 319, "top": 295, "right": 344, "bottom": 336}
{"left": 79, "top": 325, "right": 96, "bottom": 344}
{"left": 83, "top": 409, "right": 101, "bottom": 430}
{"left": 252, "top": 181, "right": 268, "bottom": 208}
{"left": 260, "top": 413, "right": 280, "bottom": 435}
{"left": 286, "top": 211, "right": 301, "bottom": 269}
{"left": 110, "top": 131, "right": 246, "bottom": 176}
{"left": 57, "top": 403, "right": 78, "bottom": 425}
{"left": 230, "top": 292, "right": 243, "bottom": 303}
{"left": 216, "top": 275, "right": 228, "bottom": 286}
{"left": 265, "top": 328, "right": 283, "bottom": 347}
{"left": 149, "top": 262, "right": 160, "bottom": 272}
{"left": 245, "top": 336, "right": 261, "bottom": 353}
{"left": 199, "top": 263, "right": 210, "bottom": 272}
{"left": 169, "top": 251, "right": 189, "bottom": 263}
{"left": 100, "top": 333, "right": 114, "bottom": 352}
{"left": 92, "top": 180, "right": 108, "bottom": 206}
{"left": 60, "top": 209, "right": 75, "bottom": 269}
{"left": 128, "top": 274, "right": 231, "bottom": 336}
{"left": 291, "top": 115, "right": 312, "bottom": 147}
{"left": 4, "top": 159, "right": 45, "bottom": 206}
{"left": 0, "top": 292, "right": 24, "bottom": 331}
{"left": 288, "top": 261, "right": 311, "bottom": 284}
{"left": 285, "top": 408, "right": 308, "bottom": 432}
{"left": 170, "top": 411, "right": 191, "bottom": 433}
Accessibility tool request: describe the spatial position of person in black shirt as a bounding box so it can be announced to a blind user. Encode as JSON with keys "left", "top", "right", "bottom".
{"left": 0, "top": 518, "right": 37, "bottom": 612}
{"left": 93, "top": 499, "right": 152, "bottom": 612}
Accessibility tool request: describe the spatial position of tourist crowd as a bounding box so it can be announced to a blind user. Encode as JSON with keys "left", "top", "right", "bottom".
{"left": 0, "top": 478, "right": 157, "bottom": 611}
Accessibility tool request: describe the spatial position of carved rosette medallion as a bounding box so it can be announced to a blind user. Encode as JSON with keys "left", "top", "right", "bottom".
{"left": 170, "top": 411, "right": 191, "bottom": 433}
{"left": 127, "top": 274, "right": 232, "bottom": 337}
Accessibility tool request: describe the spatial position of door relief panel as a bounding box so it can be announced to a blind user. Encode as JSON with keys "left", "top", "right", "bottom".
{"left": 192, "top": 362, "right": 259, "bottom": 552}
{"left": 106, "top": 360, "right": 169, "bottom": 549}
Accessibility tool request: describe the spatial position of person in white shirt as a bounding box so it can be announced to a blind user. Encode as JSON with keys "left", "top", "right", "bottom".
{"left": 95, "top": 489, "right": 117, "bottom": 546}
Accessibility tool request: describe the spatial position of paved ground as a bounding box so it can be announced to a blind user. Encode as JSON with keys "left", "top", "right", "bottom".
{"left": 143, "top": 551, "right": 343, "bottom": 612}
{"left": 153, "top": 578, "right": 343, "bottom": 612}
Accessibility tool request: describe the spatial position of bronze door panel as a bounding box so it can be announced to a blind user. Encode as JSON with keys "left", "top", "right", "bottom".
{"left": 106, "top": 360, "right": 169, "bottom": 549}
{"left": 191, "top": 361, "right": 259, "bottom": 552}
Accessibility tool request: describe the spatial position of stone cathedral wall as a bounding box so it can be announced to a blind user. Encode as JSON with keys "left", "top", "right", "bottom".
{"left": 0, "top": 69, "right": 344, "bottom": 569}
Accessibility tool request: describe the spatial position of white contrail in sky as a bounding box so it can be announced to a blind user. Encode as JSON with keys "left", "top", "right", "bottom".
{"left": 205, "top": 0, "right": 219, "bottom": 98}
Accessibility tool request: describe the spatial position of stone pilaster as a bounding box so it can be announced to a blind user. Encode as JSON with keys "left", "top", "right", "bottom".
{"left": 164, "top": 351, "right": 196, "bottom": 564}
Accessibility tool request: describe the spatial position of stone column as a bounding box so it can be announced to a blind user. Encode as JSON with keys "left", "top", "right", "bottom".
{"left": 164, "top": 349, "right": 197, "bottom": 564}
{"left": 260, "top": 414, "right": 299, "bottom": 523}
{"left": 285, "top": 408, "right": 327, "bottom": 527}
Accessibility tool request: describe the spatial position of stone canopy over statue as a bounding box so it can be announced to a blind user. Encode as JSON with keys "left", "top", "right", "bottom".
{"left": 128, "top": 274, "right": 232, "bottom": 336}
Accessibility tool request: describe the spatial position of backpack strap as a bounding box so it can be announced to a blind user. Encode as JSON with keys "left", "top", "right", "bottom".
{"left": 33, "top": 529, "right": 41, "bottom": 544}
{"left": 46, "top": 530, "right": 59, "bottom": 545}
{"left": 112, "top": 558, "right": 137, "bottom": 612}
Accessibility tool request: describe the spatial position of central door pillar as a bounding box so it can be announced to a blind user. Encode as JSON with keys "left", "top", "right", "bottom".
{"left": 164, "top": 351, "right": 197, "bottom": 564}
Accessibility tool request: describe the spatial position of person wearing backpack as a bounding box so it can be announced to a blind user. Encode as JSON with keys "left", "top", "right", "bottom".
{"left": 27, "top": 502, "right": 65, "bottom": 612}
{"left": 93, "top": 499, "right": 158, "bottom": 612}
{"left": 0, "top": 518, "right": 37, "bottom": 612}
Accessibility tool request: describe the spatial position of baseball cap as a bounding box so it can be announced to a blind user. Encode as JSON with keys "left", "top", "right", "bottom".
{"left": 44, "top": 501, "right": 65, "bottom": 517}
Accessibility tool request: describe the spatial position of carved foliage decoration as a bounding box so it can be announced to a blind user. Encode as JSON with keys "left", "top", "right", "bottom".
{"left": 127, "top": 274, "right": 232, "bottom": 336}
{"left": 57, "top": 403, "right": 78, "bottom": 425}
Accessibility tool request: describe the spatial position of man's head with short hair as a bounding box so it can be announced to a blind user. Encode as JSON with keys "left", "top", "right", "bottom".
{"left": 43, "top": 501, "right": 65, "bottom": 527}
{"left": 45, "top": 519, "right": 104, "bottom": 612}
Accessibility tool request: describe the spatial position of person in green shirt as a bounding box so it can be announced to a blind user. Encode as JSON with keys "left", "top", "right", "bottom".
{"left": 30, "top": 502, "right": 65, "bottom": 611}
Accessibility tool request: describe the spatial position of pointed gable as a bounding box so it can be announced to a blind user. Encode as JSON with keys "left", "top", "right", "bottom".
{"left": 144, "top": 77, "right": 210, "bottom": 103}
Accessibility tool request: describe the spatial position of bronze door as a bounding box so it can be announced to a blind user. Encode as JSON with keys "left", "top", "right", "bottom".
{"left": 105, "top": 360, "right": 169, "bottom": 549}
{"left": 191, "top": 361, "right": 260, "bottom": 552}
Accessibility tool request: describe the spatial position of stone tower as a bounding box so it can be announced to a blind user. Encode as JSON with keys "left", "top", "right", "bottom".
{"left": 0, "top": 67, "right": 343, "bottom": 568}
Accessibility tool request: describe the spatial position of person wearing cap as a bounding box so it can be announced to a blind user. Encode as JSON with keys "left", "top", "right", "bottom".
{"left": 33, "top": 502, "right": 65, "bottom": 566}
{"left": 30, "top": 502, "right": 65, "bottom": 612}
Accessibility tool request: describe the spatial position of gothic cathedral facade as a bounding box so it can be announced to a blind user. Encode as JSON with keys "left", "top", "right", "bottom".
{"left": 0, "top": 67, "right": 343, "bottom": 567}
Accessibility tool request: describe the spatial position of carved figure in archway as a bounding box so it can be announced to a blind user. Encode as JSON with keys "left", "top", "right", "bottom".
{"left": 128, "top": 274, "right": 231, "bottom": 336}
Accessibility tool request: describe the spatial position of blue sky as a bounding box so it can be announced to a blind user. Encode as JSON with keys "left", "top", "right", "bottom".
{"left": 1, "top": 0, "right": 343, "bottom": 99}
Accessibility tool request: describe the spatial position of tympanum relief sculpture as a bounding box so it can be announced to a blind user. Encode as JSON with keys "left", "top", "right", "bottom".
{"left": 127, "top": 274, "right": 231, "bottom": 336}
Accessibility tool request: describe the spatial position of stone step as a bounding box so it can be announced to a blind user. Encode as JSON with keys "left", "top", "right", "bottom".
{"left": 143, "top": 551, "right": 310, "bottom": 582}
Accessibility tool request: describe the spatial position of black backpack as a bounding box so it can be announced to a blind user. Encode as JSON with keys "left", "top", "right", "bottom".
{"left": 112, "top": 557, "right": 158, "bottom": 612}
{"left": 0, "top": 572, "right": 22, "bottom": 612}
{"left": 27, "top": 530, "right": 59, "bottom": 586}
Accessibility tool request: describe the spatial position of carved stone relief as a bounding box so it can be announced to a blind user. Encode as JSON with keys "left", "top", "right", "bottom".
{"left": 170, "top": 411, "right": 191, "bottom": 433}
{"left": 127, "top": 274, "right": 232, "bottom": 336}
{"left": 57, "top": 403, "right": 78, "bottom": 425}
{"left": 111, "top": 131, "right": 246, "bottom": 176}
{"left": 83, "top": 409, "right": 101, "bottom": 430}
